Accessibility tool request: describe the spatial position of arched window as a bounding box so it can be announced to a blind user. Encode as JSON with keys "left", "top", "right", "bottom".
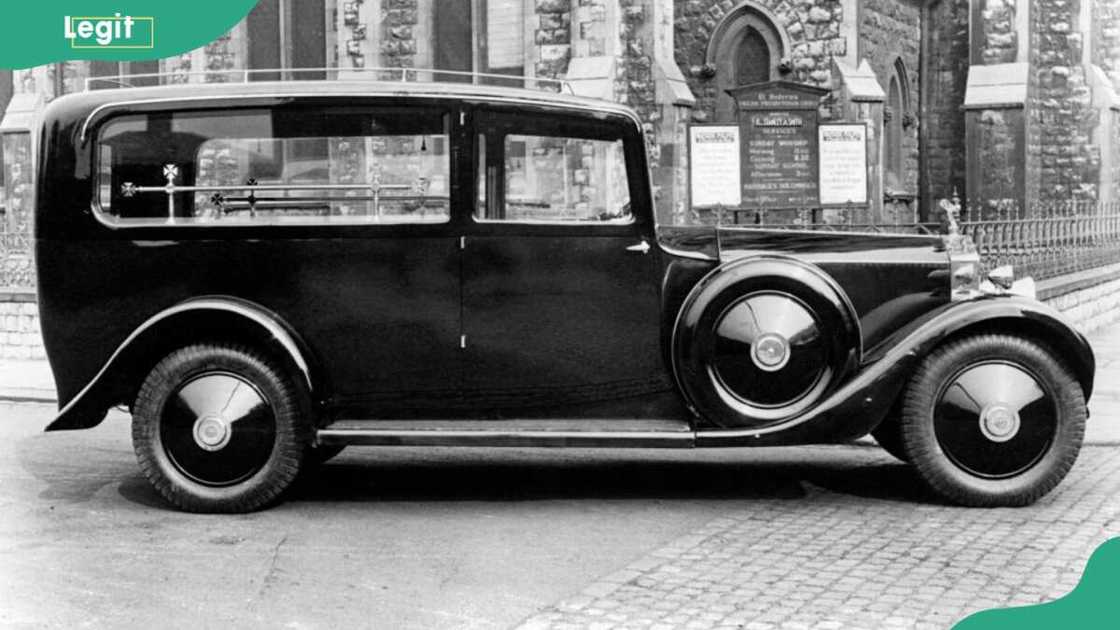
{"left": 735, "top": 27, "right": 771, "bottom": 87}
{"left": 708, "top": 3, "right": 788, "bottom": 121}
{"left": 885, "top": 59, "right": 910, "bottom": 190}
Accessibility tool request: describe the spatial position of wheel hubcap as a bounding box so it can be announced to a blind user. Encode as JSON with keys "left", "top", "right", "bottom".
{"left": 978, "top": 403, "right": 1021, "bottom": 443}
{"left": 934, "top": 361, "right": 1056, "bottom": 479}
{"left": 751, "top": 333, "right": 790, "bottom": 372}
{"left": 193, "top": 415, "right": 232, "bottom": 451}
{"left": 709, "top": 291, "right": 830, "bottom": 421}
{"left": 160, "top": 372, "right": 276, "bottom": 487}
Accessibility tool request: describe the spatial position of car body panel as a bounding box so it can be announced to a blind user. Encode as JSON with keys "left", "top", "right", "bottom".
{"left": 33, "top": 81, "right": 1095, "bottom": 445}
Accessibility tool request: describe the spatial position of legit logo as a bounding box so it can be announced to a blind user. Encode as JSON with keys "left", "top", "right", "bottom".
{"left": 64, "top": 14, "right": 154, "bottom": 49}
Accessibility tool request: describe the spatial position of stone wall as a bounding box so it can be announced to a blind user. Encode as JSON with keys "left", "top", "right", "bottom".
{"left": 978, "top": 0, "right": 1018, "bottom": 64}
{"left": 1093, "top": 0, "right": 1120, "bottom": 88}
{"left": 858, "top": 0, "right": 921, "bottom": 194}
{"left": 1041, "top": 264, "right": 1120, "bottom": 333}
{"left": 924, "top": 0, "right": 969, "bottom": 208}
{"left": 0, "top": 295, "right": 43, "bottom": 360}
{"left": 382, "top": 0, "right": 419, "bottom": 68}
{"left": 536, "top": 0, "right": 573, "bottom": 77}
{"left": 674, "top": 0, "right": 844, "bottom": 122}
{"left": 1028, "top": 0, "right": 1100, "bottom": 203}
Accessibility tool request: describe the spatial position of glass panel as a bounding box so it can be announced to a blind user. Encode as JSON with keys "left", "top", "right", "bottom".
{"left": 479, "top": 133, "right": 630, "bottom": 223}
{"left": 96, "top": 107, "right": 451, "bottom": 225}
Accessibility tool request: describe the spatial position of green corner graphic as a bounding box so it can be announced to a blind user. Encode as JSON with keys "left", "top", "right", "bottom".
{"left": 1, "top": 2, "right": 258, "bottom": 69}
{"left": 954, "top": 538, "right": 1120, "bottom": 630}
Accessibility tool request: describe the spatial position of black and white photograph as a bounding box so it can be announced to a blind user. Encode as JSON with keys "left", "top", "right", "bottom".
{"left": 1, "top": 0, "right": 1119, "bottom": 627}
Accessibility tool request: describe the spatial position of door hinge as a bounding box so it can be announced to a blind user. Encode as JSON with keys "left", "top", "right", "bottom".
{"left": 460, "top": 334, "right": 467, "bottom": 349}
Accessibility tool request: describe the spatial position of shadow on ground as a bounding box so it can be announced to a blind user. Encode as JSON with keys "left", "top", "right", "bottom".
{"left": 15, "top": 427, "right": 932, "bottom": 510}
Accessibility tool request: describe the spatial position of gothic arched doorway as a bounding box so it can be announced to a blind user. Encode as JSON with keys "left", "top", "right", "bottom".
{"left": 707, "top": 2, "right": 788, "bottom": 121}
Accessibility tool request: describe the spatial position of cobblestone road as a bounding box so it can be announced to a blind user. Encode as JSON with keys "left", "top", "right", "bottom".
{"left": 517, "top": 446, "right": 1120, "bottom": 630}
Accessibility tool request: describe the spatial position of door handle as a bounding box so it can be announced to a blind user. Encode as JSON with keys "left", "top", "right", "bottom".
{"left": 626, "top": 240, "right": 651, "bottom": 255}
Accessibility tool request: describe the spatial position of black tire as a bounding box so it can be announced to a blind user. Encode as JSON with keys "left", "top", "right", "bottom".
{"left": 871, "top": 417, "right": 910, "bottom": 462}
{"left": 132, "top": 344, "right": 310, "bottom": 513}
{"left": 899, "top": 334, "right": 1085, "bottom": 507}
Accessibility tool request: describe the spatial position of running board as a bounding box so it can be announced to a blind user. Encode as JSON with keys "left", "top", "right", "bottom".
{"left": 317, "top": 419, "right": 695, "bottom": 448}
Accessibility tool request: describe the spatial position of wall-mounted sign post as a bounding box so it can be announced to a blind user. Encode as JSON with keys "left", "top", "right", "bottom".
{"left": 726, "top": 81, "right": 828, "bottom": 223}
{"left": 818, "top": 122, "right": 870, "bottom": 207}
{"left": 688, "top": 124, "right": 741, "bottom": 220}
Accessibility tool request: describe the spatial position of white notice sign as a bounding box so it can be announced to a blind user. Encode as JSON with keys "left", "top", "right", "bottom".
{"left": 818, "top": 123, "right": 869, "bottom": 206}
{"left": 689, "top": 125, "right": 741, "bottom": 208}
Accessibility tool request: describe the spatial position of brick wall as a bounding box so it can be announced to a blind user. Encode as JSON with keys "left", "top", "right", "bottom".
{"left": 858, "top": 0, "right": 921, "bottom": 194}
{"left": 924, "top": 0, "right": 969, "bottom": 207}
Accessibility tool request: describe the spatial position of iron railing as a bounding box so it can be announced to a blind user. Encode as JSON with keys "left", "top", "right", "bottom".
{"left": 959, "top": 202, "right": 1120, "bottom": 280}
{"left": 0, "top": 229, "right": 33, "bottom": 290}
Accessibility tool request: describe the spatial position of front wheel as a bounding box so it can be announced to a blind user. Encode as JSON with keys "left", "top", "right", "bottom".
{"left": 132, "top": 344, "right": 309, "bottom": 512}
{"left": 899, "top": 334, "right": 1086, "bottom": 507}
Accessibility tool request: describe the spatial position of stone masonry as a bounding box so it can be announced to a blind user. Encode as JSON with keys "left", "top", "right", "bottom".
{"left": 859, "top": 0, "right": 921, "bottom": 194}
{"left": 674, "top": 0, "right": 844, "bottom": 122}
{"left": 0, "top": 300, "right": 43, "bottom": 360}
{"left": 1028, "top": 0, "right": 1101, "bottom": 203}
{"left": 536, "top": 0, "right": 573, "bottom": 78}
{"left": 924, "top": 0, "right": 970, "bottom": 205}
{"left": 382, "top": 0, "right": 419, "bottom": 68}
{"left": 979, "top": 0, "right": 1018, "bottom": 64}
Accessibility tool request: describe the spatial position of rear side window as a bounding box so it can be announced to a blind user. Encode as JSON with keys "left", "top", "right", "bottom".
{"left": 96, "top": 106, "right": 452, "bottom": 225}
{"left": 476, "top": 115, "right": 632, "bottom": 224}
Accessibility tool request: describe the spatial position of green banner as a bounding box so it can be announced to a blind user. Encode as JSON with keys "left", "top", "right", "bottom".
{"left": 955, "top": 538, "right": 1120, "bottom": 629}
{"left": 1, "top": 2, "right": 259, "bottom": 69}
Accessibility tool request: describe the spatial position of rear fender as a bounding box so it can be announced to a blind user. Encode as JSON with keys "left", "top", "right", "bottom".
{"left": 45, "top": 297, "right": 322, "bottom": 432}
{"left": 696, "top": 295, "right": 1094, "bottom": 446}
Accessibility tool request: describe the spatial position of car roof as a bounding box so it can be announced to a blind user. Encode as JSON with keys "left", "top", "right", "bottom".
{"left": 45, "top": 79, "right": 643, "bottom": 134}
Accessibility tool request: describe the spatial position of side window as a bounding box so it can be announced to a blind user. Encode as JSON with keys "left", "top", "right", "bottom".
{"left": 96, "top": 106, "right": 452, "bottom": 225}
{"left": 475, "top": 126, "right": 631, "bottom": 223}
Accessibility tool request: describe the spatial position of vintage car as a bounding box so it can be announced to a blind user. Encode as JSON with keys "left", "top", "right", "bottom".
{"left": 34, "top": 80, "right": 1094, "bottom": 512}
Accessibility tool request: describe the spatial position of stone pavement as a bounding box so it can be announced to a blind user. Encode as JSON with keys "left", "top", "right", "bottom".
{"left": 514, "top": 446, "right": 1120, "bottom": 630}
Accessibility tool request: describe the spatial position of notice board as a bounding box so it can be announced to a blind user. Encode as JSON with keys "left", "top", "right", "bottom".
{"left": 818, "top": 123, "right": 869, "bottom": 206}
{"left": 728, "top": 81, "right": 827, "bottom": 210}
{"left": 688, "top": 124, "right": 742, "bottom": 209}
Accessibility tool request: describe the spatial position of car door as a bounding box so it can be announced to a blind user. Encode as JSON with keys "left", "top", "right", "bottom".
{"left": 460, "top": 106, "right": 670, "bottom": 418}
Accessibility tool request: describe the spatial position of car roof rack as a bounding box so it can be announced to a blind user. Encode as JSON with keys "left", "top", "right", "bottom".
{"left": 84, "top": 67, "right": 575, "bottom": 94}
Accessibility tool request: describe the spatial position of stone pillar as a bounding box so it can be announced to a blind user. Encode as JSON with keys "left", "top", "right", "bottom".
{"left": 533, "top": 0, "right": 573, "bottom": 78}
{"left": 381, "top": 0, "right": 419, "bottom": 68}
{"left": 1026, "top": 0, "right": 1100, "bottom": 206}
{"left": 921, "top": 0, "right": 970, "bottom": 214}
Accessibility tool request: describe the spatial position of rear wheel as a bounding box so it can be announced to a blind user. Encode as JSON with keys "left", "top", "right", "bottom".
{"left": 132, "top": 344, "right": 309, "bottom": 513}
{"left": 899, "top": 334, "right": 1085, "bottom": 506}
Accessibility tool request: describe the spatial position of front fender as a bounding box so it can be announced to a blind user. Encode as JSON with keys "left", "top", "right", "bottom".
{"left": 696, "top": 295, "right": 1094, "bottom": 446}
{"left": 45, "top": 297, "right": 321, "bottom": 432}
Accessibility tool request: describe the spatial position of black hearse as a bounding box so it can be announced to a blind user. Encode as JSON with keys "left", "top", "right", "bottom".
{"left": 34, "top": 80, "right": 1094, "bottom": 512}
